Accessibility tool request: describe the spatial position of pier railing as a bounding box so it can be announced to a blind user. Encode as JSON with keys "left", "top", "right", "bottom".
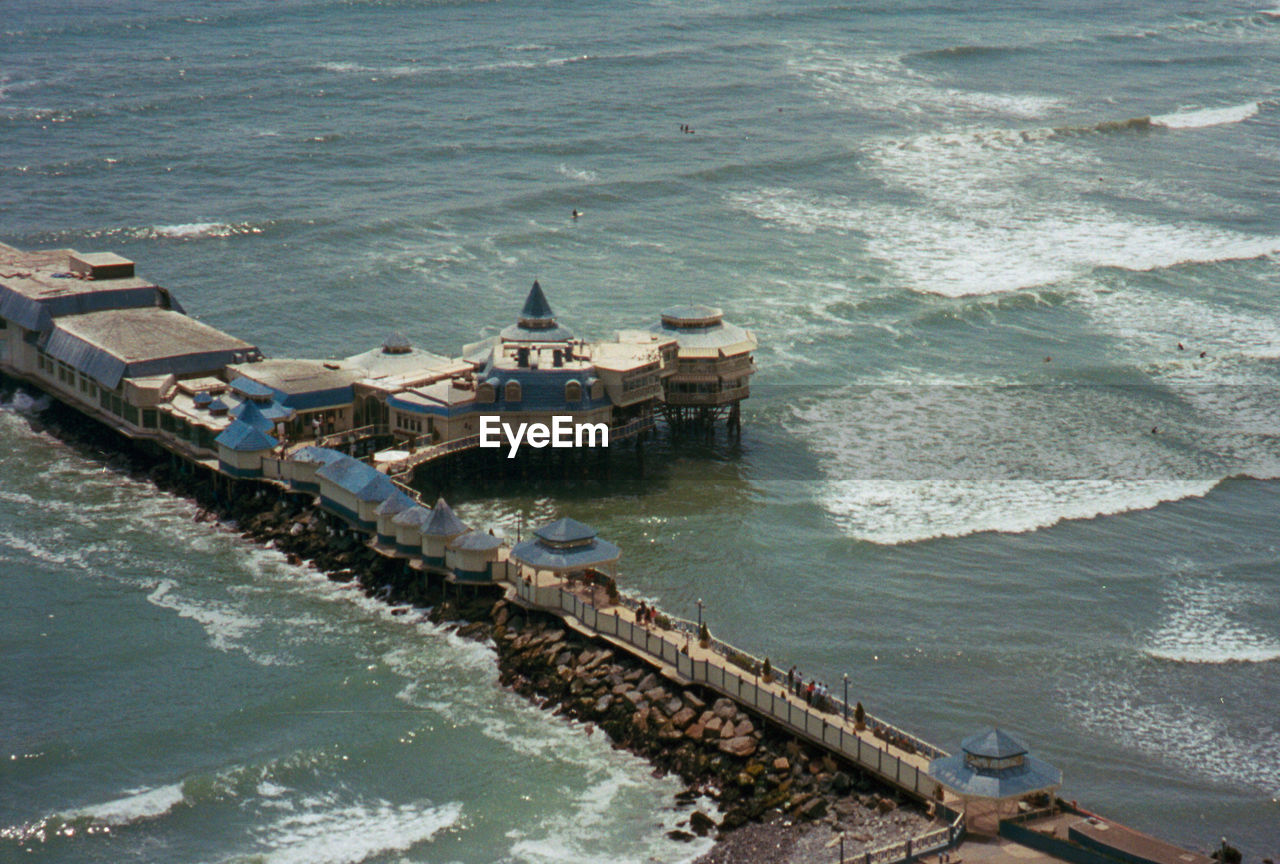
{"left": 513, "top": 579, "right": 953, "bottom": 803}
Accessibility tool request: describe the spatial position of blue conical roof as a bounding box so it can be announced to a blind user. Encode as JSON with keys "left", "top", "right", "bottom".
{"left": 521, "top": 280, "right": 554, "bottom": 321}
{"left": 422, "top": 496, "right": 468, "bottom": 537}
{"left": 375, "top": 489, "right": 415, "bottom": 516}
{"left": 231, "top": 399, "right": 274, "bottom": 432}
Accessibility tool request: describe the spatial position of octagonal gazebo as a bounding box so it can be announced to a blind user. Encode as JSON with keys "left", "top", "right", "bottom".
{"left": 509, "top": 517, "right": 620, "bottom": 585}
{"left": 928, "top": 727, "right": 1062, "bottom": 835}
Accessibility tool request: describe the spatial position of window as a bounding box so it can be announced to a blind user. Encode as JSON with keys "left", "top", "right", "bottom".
{"left": 565, "top": 381, "right": 582, "bottom": 402}
{"left": 477, "top": 382, "right": 495, "bottom": 403}
{"left": 504, "top": 380, "right": 522, "bottom": 402}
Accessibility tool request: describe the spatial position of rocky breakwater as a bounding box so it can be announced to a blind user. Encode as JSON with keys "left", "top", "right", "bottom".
{"left": 483, "top": 602, "right": 933, "bottom": 853}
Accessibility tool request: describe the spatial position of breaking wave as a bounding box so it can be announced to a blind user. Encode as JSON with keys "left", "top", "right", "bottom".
{"left": 1151, "top": 101, "right": 1262, "bottom": 129}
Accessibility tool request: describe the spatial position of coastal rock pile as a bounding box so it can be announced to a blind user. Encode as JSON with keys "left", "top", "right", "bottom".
{"left": 9, "top": 398, "right": 930, "bottom": 850}
{"left": 480, "top": 600, "right": 929, "bottom": 843}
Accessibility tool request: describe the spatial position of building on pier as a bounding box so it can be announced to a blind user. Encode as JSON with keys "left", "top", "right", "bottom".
{"left": 928, "top": 727, "right": 1062, "bottom": 835}
{"left": 420, "top": 497, "right": 469, "bottom": 568}
{"left": 0, "top": 243, "right": 756, "bottom": 479}
{"left": 509, "top": 517, "right": 620, "bottom": 583}
{"left": 446, "top": 530, "right": 505, "bottom": 583}
{"left": 650, "top": 304, "right": 756, "bottom": 432}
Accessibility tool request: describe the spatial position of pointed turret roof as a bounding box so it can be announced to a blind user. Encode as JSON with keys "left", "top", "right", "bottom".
{"left": 521, "top": 280, "right": 554, "bottom": 322}
{"left": 231, "top": 399, "right": 274, "bottom": 432}
{"left": 422, "top": 496, "right": 469, "bottom": 537}
{"left": 500, "top": 280, "right": 576, "bottom": 343}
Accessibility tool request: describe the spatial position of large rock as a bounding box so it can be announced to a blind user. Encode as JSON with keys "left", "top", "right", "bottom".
{"left": 670, "top": 706, "right": 697, "bottom": 729}
{"left": 683, "top": 692, "right": 706, "bottom": 711}
{"left": 637, "top": 672, "right": 659, "bottom": 692}
{"left": 689, "top": 810, "right": 716, "bottom": 837}
{"left": 663, "top": 697, "right": 685, "bottom": 717}
{"left": 718, "top": 735, "right": 757, "bottom": 758}
{"left": 703, "top": 715, "right": 724, "bottom": 737}
{"left": 712, "top": 698, "right": 737, "bottom": 721}
{"left": 773, "top": 756, "right": 790, "bottom": 773}
{"left": 797, "top": 796, "right": 828, "bottom": 821}
{"left": 684, "top": 722, "right": 705, "bottom": 741}
{"left": 720, "top": 720, "right": 738, "bottom": 739}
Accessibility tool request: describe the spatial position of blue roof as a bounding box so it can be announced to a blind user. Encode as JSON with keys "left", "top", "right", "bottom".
{"left": 375, "top": 489, "right": 416, "bottom": 516}
{"left": 928, "top": 751, "right": 1062, "bottom": 800}
{"left": 521, "top": 280, "right": 554, "bottom": 321}
{"left": 534, "top": 517, "right": 597, "bottom": 545}
{"left": 0, "top": 280, "right": 169, "bottom": 334}
{"left": 501, "top": 280, "right": 576, "bottom": 342}
{"left": 315, "top": 456, "right": 399, "bottom": 503}
{"left": 215, "top": 420, "right": 278, "bottom": 452}
{"left": 510, "top": 535, "right": 620, "bottom": 571}
{"left": 231, "top": 400, "right": 274, "bottom": 432}
{"left": 40, "top": 317, "right": 255, "bottom": 391}
{"left": 422, "top": 497, "right": 468, "bottom": 537}
{"left": 229, "top": 375, "right": 274, "bottom": 399}
{"left": 229, "top": 374, "right": 353, "bottom": 412}
{"left": 963, "top": 727, "right": 1028, "bottom": 759}
{"left": 392, "top": 505, "right": 432, "bottom": 528}
{"left": 450, "top": 530, "right": 504, "bottom": 551}
{"left": 193, "top": 391, "right": 213, "bottom": 406}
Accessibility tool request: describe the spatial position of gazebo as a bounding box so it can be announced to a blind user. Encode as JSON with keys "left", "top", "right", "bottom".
{"left": 928, "top": 727, "right": 1062, "bottom": 835}
{"left": 509, "top": 517, "right": 620, "bottom": 584}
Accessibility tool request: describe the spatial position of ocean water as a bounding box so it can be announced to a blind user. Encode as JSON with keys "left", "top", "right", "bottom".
{"left": 2, "top": 0, "right": 1279, "bottom": 860}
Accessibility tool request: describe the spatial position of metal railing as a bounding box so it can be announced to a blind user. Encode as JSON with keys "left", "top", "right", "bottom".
{"left": 511, "top": 580, "right": 952, "bottom": 801}
{"left": 318, "top": 424, "right": 390, "bottom": 449}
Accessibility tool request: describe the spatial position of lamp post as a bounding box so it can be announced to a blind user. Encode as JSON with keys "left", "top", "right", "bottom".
{"left": 517, "top": 511, "right": 524, "bottom": 543}
{"left": 696, "top": 598, "right": 704, "bottom": 630}
{"left": 843, "top": 673, "right": 850, "bottom": 721}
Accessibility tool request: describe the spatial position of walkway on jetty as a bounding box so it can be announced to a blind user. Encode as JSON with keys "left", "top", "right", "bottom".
{"left": 505, "top": 569, "right": 967, "bottom": 860}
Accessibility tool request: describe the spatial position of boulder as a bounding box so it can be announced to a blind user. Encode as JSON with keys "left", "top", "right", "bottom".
{"left": 712, "top": 698, "right": 737, "bottom": 721}
{"left": 684, "top": 722, "right": 705, "bottom": 741}
{"left": 797, "top": 796, "right": 828, "bottom": 821}
{"left": 720, "top": 721, "right": 738, "bottom": 740}
{"left": 637, "top": 672, "right": 659, "bottom": 692}
{"left": 689, "top": 810, "right": 716, "bottom": 837}
{"left": 773, "top": 757, "right": 790, "bottom": 773}
{"left": 719, "top": 735, "right": 757, "bottom": 758}
{"left": 682, "top": 692, "right": 706, "bottom": 711}
{"left": 670, "top": 706, "right": 697, "bottom": 729}
{"left": 663, "top": 697, "right": 684, "bottom": 716}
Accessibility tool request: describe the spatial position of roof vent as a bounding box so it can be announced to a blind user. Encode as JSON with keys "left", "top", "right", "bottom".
{"left": 193, "top": 391, "right": 213, "bottom": 410}
{"left": 208, "top": 398, "right": 229, "bottom": 416}
{"left": 68, "top": 252, "right": 135, "bottom": 280}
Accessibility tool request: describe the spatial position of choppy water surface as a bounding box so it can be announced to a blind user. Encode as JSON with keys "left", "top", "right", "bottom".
{"left": 2, "top": 0, "right": 1278, "bottom": 859}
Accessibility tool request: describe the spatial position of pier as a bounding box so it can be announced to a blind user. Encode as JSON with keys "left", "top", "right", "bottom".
{"left": 0, "top": 241, "right": 1223, "bottom": 864}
